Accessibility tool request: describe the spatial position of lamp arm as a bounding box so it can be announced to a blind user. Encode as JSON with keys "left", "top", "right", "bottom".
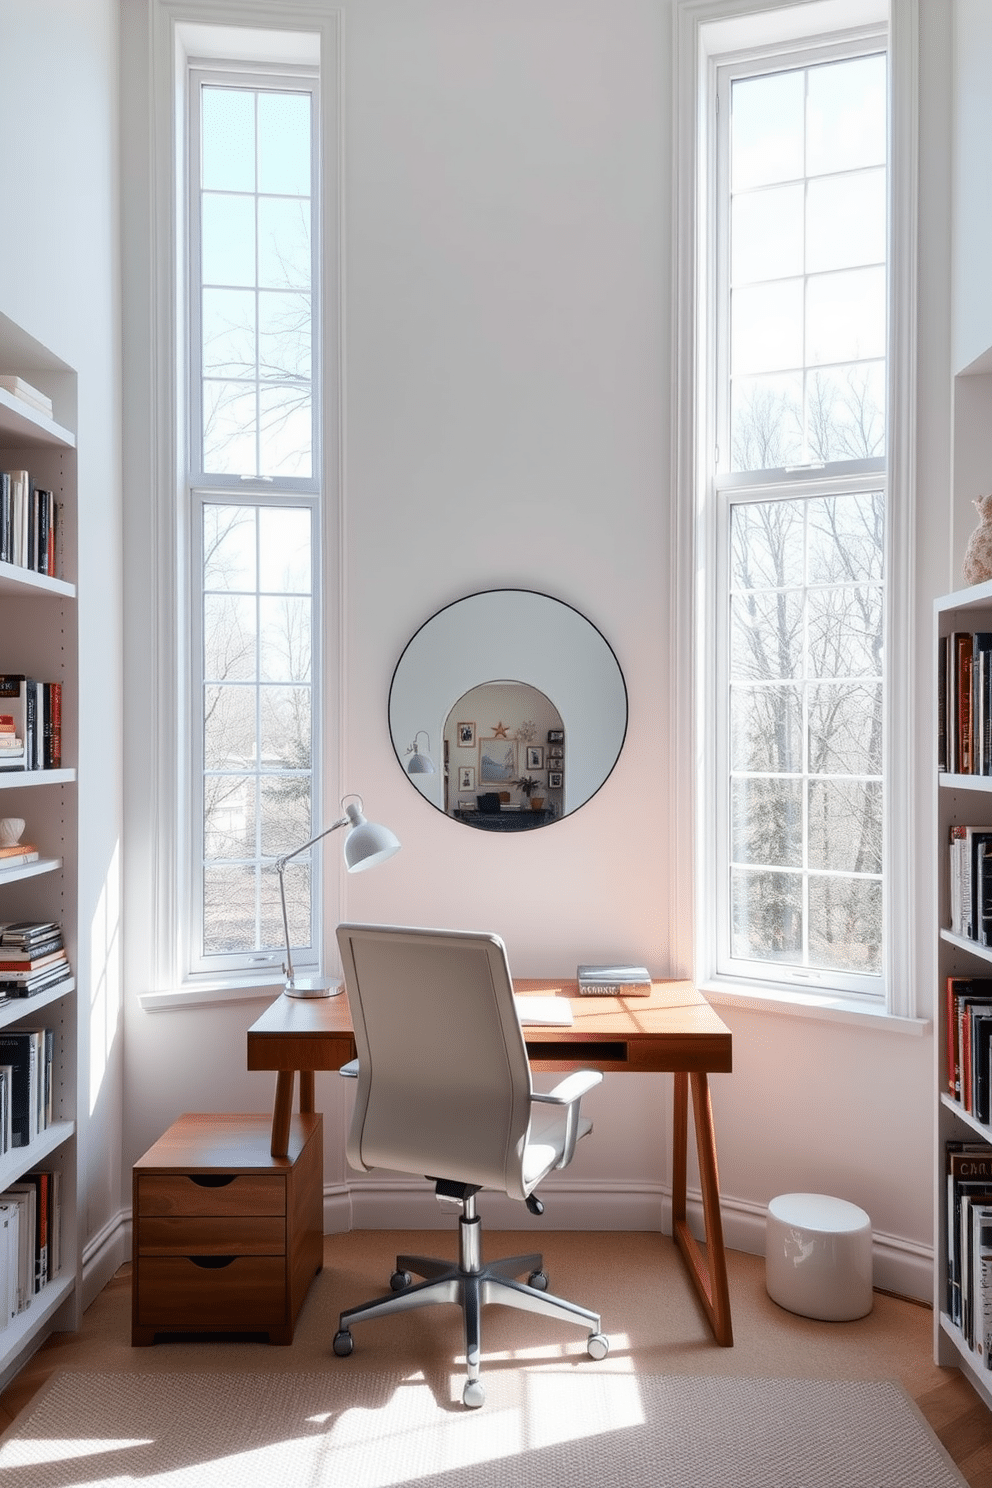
{"left": 276, "top": 813, "right": 350, "bottom": 985}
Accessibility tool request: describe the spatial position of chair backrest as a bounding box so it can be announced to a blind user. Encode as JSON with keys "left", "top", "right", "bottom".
{"left": 336, "top": 922, "right": 533, "bottom": 1198}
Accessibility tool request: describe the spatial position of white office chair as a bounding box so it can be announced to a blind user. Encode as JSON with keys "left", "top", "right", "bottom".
{"left": 332, "top": 922, "right": 609, "bottom": 1408}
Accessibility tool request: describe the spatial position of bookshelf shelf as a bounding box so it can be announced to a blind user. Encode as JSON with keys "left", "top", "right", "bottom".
{"left": 0, "top": 562, "right": 75, "bottom": 600}
{"left": 0, "top": 324, "right": 78, "bottom": 1389}
{"left": 0, "top": 980, "right": 74, "bottom": 1034}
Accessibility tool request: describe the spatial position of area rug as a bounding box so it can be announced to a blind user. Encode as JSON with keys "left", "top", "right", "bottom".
{"left": 0, "top": 1369, "right": 967, "bottom": 1488}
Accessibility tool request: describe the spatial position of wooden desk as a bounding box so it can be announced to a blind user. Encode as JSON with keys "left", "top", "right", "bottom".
{"left": 247, "top": 978, "right": 734, "bottom": 1346}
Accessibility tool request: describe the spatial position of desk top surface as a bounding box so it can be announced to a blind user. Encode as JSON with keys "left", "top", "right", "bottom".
{"left": 247, "top": 978, "right": 732, "bottom": 1074}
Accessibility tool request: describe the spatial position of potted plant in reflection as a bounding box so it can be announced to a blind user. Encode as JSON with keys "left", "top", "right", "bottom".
{"left": 512, "top": 775, "right": 545, "bottom": 810}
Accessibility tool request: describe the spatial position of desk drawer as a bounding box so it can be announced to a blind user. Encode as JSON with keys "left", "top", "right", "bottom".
{"left": 137, "top": 1172, "right": 285, "bottom": 1218}
{"left": 136, "top": 1256, "right": 287, "bottom": 1328}
{"left": 137, "top": 1215, "right": 285, "bottom": 1256}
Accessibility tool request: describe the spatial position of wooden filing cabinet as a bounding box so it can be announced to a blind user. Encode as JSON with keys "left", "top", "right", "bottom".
{"left": 132, "top": 1111, "right": 323, "bottom": 1346}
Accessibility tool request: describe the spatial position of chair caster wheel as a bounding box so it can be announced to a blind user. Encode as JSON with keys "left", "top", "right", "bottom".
{"left": 463, "top": 1379, "right": 485, "bottom": 1408}
{"left": 333, "top": 1329, "right": 354, "bottom": 1356}
{"left": 527, "top": 1270, "right": 549, "bottom": 1291}
{"left": 390, "top": 1270, "right": 412, "bottom": 1291}
{"left": 587, "top": 1332, "right": 609, "bottom": 1360}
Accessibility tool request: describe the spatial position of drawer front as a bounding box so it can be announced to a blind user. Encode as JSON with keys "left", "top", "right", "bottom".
{"left": 137, "top": 1215, "right": 285, "bottom": 1256}
{"left": 136, "top": 1256, "right": 287, "bottom": 1328}
{"left": 138, "top": 1172, "right": 285, "bottom": 1218}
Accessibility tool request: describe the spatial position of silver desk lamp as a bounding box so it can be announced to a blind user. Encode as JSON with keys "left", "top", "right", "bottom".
{"left": 276, "top": 794, "right": 400, "bottom": 998}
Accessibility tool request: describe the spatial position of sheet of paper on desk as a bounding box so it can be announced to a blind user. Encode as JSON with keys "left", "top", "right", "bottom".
{"left": 513, "top": 994, "right": 574, "bottom": 1027}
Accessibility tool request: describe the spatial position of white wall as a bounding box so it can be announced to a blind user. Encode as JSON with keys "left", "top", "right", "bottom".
{"left": 0, "top": 0, "right": 124, "bottom": 1300}
{"left": 117, "top": 0, "right": 958, "bottom": 1303}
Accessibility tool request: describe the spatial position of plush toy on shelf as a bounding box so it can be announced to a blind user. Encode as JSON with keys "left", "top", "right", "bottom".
{"left": 963, "top": 493, "right": 992, "bottom": 586}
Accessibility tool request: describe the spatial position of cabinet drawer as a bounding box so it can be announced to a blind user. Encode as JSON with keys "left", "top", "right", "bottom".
{"left": 136, "top": 1256, "right": 286, "bottom": 1327}
{"left": 137, "top": 1215, "right": 285, "bottom": 1256}
{"left": 137, "top": 1172, "right": 285, "bottom": 1218}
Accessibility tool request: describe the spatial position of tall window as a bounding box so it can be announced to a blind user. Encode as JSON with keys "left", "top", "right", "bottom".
{"left": 710, "top": 41, "right": 887, "bottom": 1000}
{"left": 187, "top": 66, "right": 321, "bottom": 979}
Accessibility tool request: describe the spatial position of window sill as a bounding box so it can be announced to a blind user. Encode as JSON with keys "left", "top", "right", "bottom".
{"left": 700, "top": 979, "right": 929, "bottom": 1035}
{"left": 139, "top": 977, "right": 287, "bottom": 1013}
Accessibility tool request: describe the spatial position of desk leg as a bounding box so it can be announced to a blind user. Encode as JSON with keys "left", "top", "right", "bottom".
{"left": 299, "top": 1070, "right": 315, "bottom": 1114}
{"left": 671, "top": 1070, "right": 733, "bottom": 1346}
{"left": 271, "top": 1070, "right": 295, "bottom": 1159}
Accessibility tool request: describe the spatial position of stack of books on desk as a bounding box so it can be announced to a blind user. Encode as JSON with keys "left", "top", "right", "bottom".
{"left": 576, "top": 964, "right": 652, "bottom": 996}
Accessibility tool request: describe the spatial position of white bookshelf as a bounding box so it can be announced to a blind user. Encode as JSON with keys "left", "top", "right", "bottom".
{"left": 0, "top": 323, "right": 79, "bottom": 1390}
{"left": 934, "top": 579, "right": 992, "bottom": 1411}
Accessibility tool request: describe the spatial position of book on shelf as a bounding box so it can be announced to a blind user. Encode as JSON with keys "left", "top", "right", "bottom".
{"left": 0, "top": 1030, "right": 43, "bottom": 1147}
{"left": 945, "top": 1144, "right": 992, "bottom": 1325}
{"left": 0, "top": 1203, "right": 17, "bottom": 1325}
{"left": 0, "top": 676, "right": 62, "bottom": 772}
{"left": 0, "top": 932, "right": 63, "bottom": 964}
{"left": 0, "top": 921, "right": 60, "bottom": 947}
{"left": 0, "top": 474, "right": 58, "bottom": 578}
{"left": 939, "top": 630, "right": 992, "bottom": 776}
{"left": 0, "top": 375, "right": 53, "bottom": 420}
{"left": 945, "top": 978, "right": 992, "bottom": 1104}
{"left": 0, "top": 963, "right": 71, "bottom": 999}
{"left": 0, "top": 849, "right": 39, "bottom": 872}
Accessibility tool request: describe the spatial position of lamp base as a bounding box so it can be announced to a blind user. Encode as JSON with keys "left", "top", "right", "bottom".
{"left": 284, "top": 976, "right": 344, "bottom": 999}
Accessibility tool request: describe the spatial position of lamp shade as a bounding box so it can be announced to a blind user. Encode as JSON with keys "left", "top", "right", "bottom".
{"left": 343, "top": 801, "right": 402, "bottom": 872}
{"left": 406, "top": 730, "right": 436, "bottom": 775}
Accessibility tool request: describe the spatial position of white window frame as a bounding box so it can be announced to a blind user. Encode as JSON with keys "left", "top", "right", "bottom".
{"left": 185, "top": 60, "right": 323, "bottom": 982}
{"left": 129, "top": 3, "right": 342, "bottom": 1010}
{"left": 674, "top": 0, "right": 921, "bottom": 1026}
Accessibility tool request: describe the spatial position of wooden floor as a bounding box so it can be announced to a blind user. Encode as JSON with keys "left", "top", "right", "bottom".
{"left": 1, "top": 1241, "right": 992, "bottom": 1484}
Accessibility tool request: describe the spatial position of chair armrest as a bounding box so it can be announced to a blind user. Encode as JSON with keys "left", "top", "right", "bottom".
{"left": 339, "top": 1058, "right": 360, "bottom": 1078}
{"left": 531, "top": 1069, "right": 603, "bottom": 1167}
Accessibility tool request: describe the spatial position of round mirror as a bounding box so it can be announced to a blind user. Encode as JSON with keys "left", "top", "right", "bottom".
{"left": 389, "top": 589, "right": 627, "bottom": 831}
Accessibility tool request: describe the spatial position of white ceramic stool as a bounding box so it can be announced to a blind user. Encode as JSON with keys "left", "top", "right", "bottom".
{"left": 765, "top": 1192, "right": 873, "bottom": 1321}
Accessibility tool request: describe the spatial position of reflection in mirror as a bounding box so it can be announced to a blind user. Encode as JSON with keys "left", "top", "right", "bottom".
{"left": 445, "top": 681, "right": 564, "bottom": 830}
{"left": 389, "top": 589, "right": 627, "bottom": 832}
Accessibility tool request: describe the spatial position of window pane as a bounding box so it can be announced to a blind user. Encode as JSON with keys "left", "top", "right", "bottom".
{"left": 731, "top": 777, "right": 803, "bottom": 866}
{"left": 204, "top": 505, "right": 256, "bottom": 591}
{"left": 807, "top": 585, "right": 883, "bottom": 678}
{"left": 198, "top": 84, "right": 313, "bottom": 480}
{"left": 731, "top": 685, "right": 802, "bottom": 772}
{"left": 202, "top": 289, "right": 256, "bottom": 380}
{"left": 807, "top": 492, "right": 884, "bottom": 583}
{"left": 258, "top": 291, "right": 311, "bottom": 380}
{"left": 258, "top": 92, "right": 311, "bottom": 195}
{"left": 806, "top": 55, "right": 886, "bottom": 176}
{"left": 259, "top": 597, "right": 311, "bottom": 682}
{"left": 201, "top": 88, "right": 254, "bottom": 192}
{"left": 808, "top": 682, "right": 882, "bottom": 775}
{"left": 808, "top": 779, "right": 882, "bottom": 874}
{"left": 727, "top": 55, "right": 887, "bottom": 474}
{"left": 732, "top": 184, "right": 804, "bottom": 283}
{"left": 203, "top": 865, "right": 259, "bottom": 955}
{"left": 199, "top": 503, "right": 314, "bottom": 965}
{"left": 730, "top": 375, "right": 803, "bottom": 472}
{"left": 731, "top": 869, "right": 803, "bottom": 961}
{"left": 726, "top": 491, "right": 884, "bottom": 985}
{"left": 731, "top": 71, "right": 805, "bottom": 189}
{"left": 203, "top": 383, "right": 257, "bottom": 476}
{"left": 806, "top": 169, "right": 886, "bottom": 273}
{"left": 259, "top": 507, "right": 310, "bottom": 592}
{"left": 731, "top": 499, "right": 805, "bottom": 589}
{"left": 259, "top": 198, "right": 311, "bottom": 289}
{"left": 731, "top": 279, "right": 804, "bottom": 375}
{"left": 806, "top": 266, "right": 886, "bottom": 365}
{"left": 807, "top": 875, "right": 881, "bottom": 974}
{"left": 805, "top": 363, "right": 886, "bottom": 462}
{"left": 203, "top": 594, "right": 256, "bottom": 682}
{"left": 731, "top": 590, "right": 803, "bottom": 680}
{"left": 201, "top": 193, "right": 256, "bottom": 287}
{"left": 259, "top": 385, "right": 312, "bottom": 478}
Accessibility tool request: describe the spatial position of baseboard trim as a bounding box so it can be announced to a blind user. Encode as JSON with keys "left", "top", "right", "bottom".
{"left": 109, "top": 1182, "right": 933, "bottom": 1310}
{"left": 323, "top": 1183, "right": 934, "bottom": 1305}
{"left": 82, "top": 1209, "right": 130, "bottom": 1311}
